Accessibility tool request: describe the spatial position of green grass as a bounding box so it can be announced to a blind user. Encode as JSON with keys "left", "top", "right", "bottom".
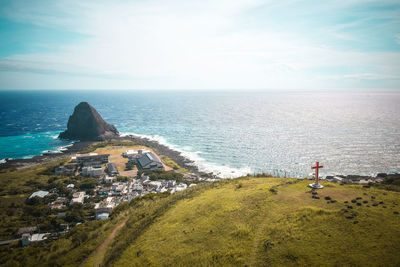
{"left": 111, "top": 178, "right": 400, "bottom": 266}
{"left": 0, "top": 158, "right": 69, "bottom": 196}
{"left": 2, "top": 156, "right": 400, "bottom": 267}
{"left": 78, "top": 140, "right": 140, "bottom": 154}
{"left": 161, "top": 155, "right": 190, "bottom": 172}
{"left": 0, "top": 216, "right": 128, "bottom": 267}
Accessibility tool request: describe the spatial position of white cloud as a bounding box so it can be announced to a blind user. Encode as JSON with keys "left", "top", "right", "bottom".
{"left": 1, "top": 0, "right": 400, "bottom": 89}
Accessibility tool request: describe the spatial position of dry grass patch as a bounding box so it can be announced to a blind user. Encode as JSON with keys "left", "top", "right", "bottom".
{"left": 111, "top": 177, "right": 400, "bottom": 266}
{"left": 93, "top": 145, "right": 173, "bottom": 172}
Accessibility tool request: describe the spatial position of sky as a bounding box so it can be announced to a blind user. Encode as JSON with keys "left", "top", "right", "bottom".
{"left": 0, "top": 0, "right": 399, "bottom": 90}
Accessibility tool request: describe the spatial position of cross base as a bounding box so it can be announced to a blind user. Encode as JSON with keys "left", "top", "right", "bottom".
{"left": 308, "top": 182, "right": 324, "bottom": 189}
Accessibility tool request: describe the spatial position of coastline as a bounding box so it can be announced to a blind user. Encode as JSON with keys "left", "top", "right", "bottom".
{"left": 118, "top": 135, "right": 202, "bottom": 174}
{"left": 0, "top": 135, "right": 207, "bottom": 176}
{"left": 1, "top": 134, "right": 398, "bottom": 181}
{"left": 0, "top": 141, "right": 94, "bottom": 171}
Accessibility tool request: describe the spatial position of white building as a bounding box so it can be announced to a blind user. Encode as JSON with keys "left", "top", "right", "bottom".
{"left": 167, "top": 180, "right": 176, "bottom": 188}
{"left": 149, "top": 181, "right": 162, "bottom": 190}
{"left": 82, "top": 166, "right": 104, "bottom": 177}
{"left": 123, "top": 149, "right": 138, "bottom": 158}
{"left": 111, "top": 182, "right": 126, "bottom": 195}
{"left": 105, "top": 197, "right": 116, "bottom": 208}
{"left": 103, "top": 175, "right": 116, "bottom": 183}
{"left": 71, "top": 191, "right": 86, "bottom": 204}
{"left": 96, "top": 212, "right": 110, "bottom": 220}
{"left": 22, "top": 233, "right": 49, "bottom": 246}
{"left": 95, "top": 208, "right": 112, "bottom": 220}
{"left": 132, "top": 184, "right": 143, "bottom": 192}
{"left": 29, "top": 190, "right": 49, "bottom": 199}
{"left": 173, "top": 183, "right": 188, "bottom": 193}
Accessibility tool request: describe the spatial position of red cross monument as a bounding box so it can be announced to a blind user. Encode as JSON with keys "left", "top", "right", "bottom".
{"left": 309, "top": 161, "right": 324, "bottom": 189}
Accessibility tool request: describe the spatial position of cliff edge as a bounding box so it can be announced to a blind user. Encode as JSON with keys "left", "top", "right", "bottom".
{"left": 59, "top": 102, "right": 119, "bottom": 141}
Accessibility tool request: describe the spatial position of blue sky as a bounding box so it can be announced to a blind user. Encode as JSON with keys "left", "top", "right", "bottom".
{"left": 0, "top": 0, "right": 399, "bottom": 90}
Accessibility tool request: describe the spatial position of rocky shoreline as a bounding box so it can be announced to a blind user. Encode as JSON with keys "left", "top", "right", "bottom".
{"left": 1, "top": 135, "right": 398, "bottom": 182}
{"left": 0, "top": 135, "right": 206, "bottom": 176}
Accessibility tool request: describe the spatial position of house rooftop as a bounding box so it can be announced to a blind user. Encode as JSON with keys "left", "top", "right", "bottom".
{"left": 107, "top": 163, "right": 118, "bottom": 173}
{"left": 30, "top": 233, "right": 48, "bottom": 242}
{"left": 29, "top": 190, "right": 49, "bottom": 199}
{"left": 76, "top": 153, "right": 98, "bottom": 157}
{"left": 137, "top": 152, "right": 161, "bottom": 168}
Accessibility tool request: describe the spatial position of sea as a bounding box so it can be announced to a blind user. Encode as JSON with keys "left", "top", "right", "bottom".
{"left": 1, "top": 90, "right": 399, "bottom": 178}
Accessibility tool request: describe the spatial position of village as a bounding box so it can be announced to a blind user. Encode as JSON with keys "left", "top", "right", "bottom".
{"left": 8, "top": 148, "right": 395, "bottom": 247}
{"left": 15, "top": 146, "right": 220, "bottom": 247}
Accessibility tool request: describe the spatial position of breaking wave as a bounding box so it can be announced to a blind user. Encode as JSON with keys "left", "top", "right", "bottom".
{"left": 120, "top": 132, "right": 251, "bottom": 178}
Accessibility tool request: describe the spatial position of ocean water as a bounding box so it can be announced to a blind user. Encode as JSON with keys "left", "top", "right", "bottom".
{"left": 1, "top": 90, "right": 399, "bottom": 178}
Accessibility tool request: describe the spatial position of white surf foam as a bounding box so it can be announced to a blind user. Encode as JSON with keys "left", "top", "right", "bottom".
{"left": 180, "top": 150, "right": 252, "bottom": 178}
{"left": 42, "top": 143, "right": 74, "bottom": 154}
{"left": 58, "top": 143, "right": 73, "bottom": 151}
{"left": 120, "top": 132, "right": 252, "bottom": 178}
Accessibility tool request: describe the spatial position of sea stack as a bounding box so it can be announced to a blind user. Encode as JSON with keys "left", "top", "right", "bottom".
{"left": 59, "top": 102, "right": 119, "bottom": 141}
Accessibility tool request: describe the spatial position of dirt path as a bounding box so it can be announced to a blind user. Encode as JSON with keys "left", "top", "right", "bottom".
{"left": 81, "top": 217, "right": 128, "bottom": 267}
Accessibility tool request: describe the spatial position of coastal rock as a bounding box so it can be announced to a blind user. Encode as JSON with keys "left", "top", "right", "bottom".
{"left": 59, "top": 102, "right": 119, "bottom": 141}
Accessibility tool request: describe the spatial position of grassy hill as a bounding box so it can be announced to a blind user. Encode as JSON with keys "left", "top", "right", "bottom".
{"left": 1, "top": 168, "right": 399, "bottom": 266}
{"left": 99, "top": 177, "right": 400, "bottom": 266}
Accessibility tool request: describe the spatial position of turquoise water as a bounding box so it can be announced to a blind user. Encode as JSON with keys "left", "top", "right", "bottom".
{"left": 1, "top": 90, "right": 400, "bottom": 177}
{"left": 0, "top": 131, "right": 72, "bottom": 159}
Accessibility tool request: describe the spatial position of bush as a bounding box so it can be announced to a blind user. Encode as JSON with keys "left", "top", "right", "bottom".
{"left": 145, "top": 170, "right": 183, "bottom": 182}
{"left": 111, "top": 202, "right": 129, "bottom": 218}
{"left": 125, "top": 162, "right": 135, "bottom": 171}
{"left": 78, "top": 178, "right": 97, "bottom": 190}
{"left": 65, "top": 210, "right": 84, "bottom": 223}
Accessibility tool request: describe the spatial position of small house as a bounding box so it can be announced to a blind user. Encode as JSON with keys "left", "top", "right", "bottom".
{"left": 132, "top": 184, "right": 143, "bottom": 192}
{"left": 30, "top": 233, "right": 49, "bottom": 243}
{"left": 106, "top": 163, "right": 119, "bottom": 176}
{"left": 174, "top": 183, "right": 187, "bottom": 192}
{"left": 49, "top": 197, "right": 68, "bottom": 209}
{"left": 103, "top": 175, "right": 116, "bottom": 183}
{"left": 149, "top": 181, "right": 162, "bottom": 190}
{"left": 123, "top": 149, "right": 138, "bottom": 158}
{"left": 29, "top": 190, "right": 49, "bottom": 199}
{"left": 71, "top": 191, "right": 86, "bottom": 204}
{"left": 95, "top": 208, "right": 112, "bottom": 220}
{"left": 167, "top": 180, "right": 176, "bottom": 188}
